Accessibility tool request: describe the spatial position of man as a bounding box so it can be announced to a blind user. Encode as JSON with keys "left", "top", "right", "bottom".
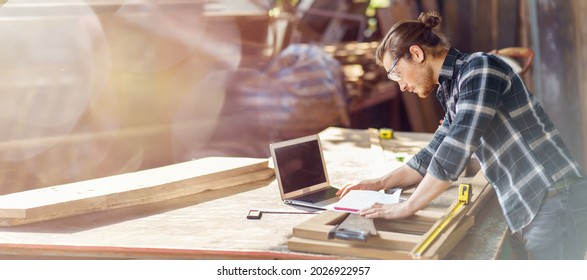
{"left": 336, "top": 11, "right": 587, "bottom": 259}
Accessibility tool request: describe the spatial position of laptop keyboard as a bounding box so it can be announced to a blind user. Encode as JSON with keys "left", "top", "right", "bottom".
{"left": 297, "top": 187, "right": 338, "bottom": 203}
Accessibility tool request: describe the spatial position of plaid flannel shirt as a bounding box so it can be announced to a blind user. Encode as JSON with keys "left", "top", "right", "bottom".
{"left": 406, "top": 48, "right": 584, "bottom": 232}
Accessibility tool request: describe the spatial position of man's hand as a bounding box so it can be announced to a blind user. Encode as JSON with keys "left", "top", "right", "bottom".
{"left": 358, "top": 174, "right": 452, "bottom": 220}
{"left": 336, "top": 178, "right": 383, "bottom": 198}
{"left": 336, "top": 165, "right": 424, "bottom": 198}
{"left": 359, "top": 202, "right": 413, "bottom": 219}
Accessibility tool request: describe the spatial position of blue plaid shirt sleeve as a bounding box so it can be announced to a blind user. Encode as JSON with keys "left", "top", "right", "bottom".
{"left": 406, "top": 116, "right": 449, "bottom": 177}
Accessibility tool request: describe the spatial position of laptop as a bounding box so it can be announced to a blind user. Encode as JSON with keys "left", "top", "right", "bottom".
{"left": 269, "top": 134, "right": 339, "bottom": 210}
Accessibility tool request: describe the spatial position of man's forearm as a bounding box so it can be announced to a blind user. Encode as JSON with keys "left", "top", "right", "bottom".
{"left": 404, "top": 173, "right": 452, "bottom": 214}
{"left": 357, "top": 170, "right": 450, "bottom": 220}
{"left": 380, "top": 165, "right": 424, "bottom": 190}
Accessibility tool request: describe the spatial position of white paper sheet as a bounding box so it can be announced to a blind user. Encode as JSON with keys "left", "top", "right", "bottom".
{"left": 327, "top": 189, "right": 401, "bottom": 213}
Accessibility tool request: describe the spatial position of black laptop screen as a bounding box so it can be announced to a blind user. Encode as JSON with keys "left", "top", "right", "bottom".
{"left": 274, "top": 139, "right": 327, "bottom": 193}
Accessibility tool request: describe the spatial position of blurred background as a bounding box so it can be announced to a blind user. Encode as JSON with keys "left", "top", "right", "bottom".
{"left": 0, "top": 0, "right": 585, "bottom": 194}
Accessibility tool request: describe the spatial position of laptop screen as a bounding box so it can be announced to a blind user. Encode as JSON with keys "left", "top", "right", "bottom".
{"left": 273, "top": 139, "right": 327, "bottom": 194}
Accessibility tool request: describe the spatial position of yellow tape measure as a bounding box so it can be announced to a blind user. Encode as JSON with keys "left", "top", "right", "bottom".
{"left": 379, "top": 128, "right": 393, "bottom": 139}
{"left": 413, "top": 183, "right": 471, "bottom": 257}
{"left": 458, "top": 182, "right": 472, "bottom": 204}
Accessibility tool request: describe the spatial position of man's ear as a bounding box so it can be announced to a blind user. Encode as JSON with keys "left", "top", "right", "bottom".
{"left": 409, "top": 45, "right": 425, "bottom": 63}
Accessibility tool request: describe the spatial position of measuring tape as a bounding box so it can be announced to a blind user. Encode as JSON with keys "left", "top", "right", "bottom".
{"left": 413, "top": 183, "right": 472, "bottom": 257}
{"left": 379, "top": 128, "right": 393, "bottom": 139}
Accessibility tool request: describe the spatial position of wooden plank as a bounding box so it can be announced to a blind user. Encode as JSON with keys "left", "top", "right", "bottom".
{"left": 0, "top": 157, "right": 272, "bottom": 226}
{"left": 288, "top": 237, "right": 414, "bottom": 260}
{"left": 0, "top": 243, "right": 333, "bottom": 260}
{"left": 373, "top": 219, "right": 434, "bottom": 235}
{"left": 293, "top": 223, "right": 421, "bottom": 252}
{"left": 368, "top": 128, "right": 388, "bottom": 177}
{"left": 424, "top": 215, "right": 475, "bottom": 259}
{"left": 290, "top": 208, "right": 447, "bottom": 252}
{"left": 293, "top": 218, "right": 422, "bottom": 251}
{"left": 408, "top": 210, "right": 445, "bottom": 222}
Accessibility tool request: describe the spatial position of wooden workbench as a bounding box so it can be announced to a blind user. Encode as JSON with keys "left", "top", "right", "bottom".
{"left": 0, "top": 127, "right": 507, "bottom": 259}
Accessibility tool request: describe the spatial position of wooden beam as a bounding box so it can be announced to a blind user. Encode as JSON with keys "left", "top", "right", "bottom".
{"left": 423, "top": 215, "right": 475, "bottom": 259}
{"left": 0, "top": 243, "right": 333, "bottom": 260}
{"left": 0, "top": 157, "right": 272, "bottom": 226}
{"left": 288, "top": 237, "right": 415, "bottom": 260}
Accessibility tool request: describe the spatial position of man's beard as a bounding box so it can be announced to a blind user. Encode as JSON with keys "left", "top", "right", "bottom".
{"left": 416, "top": 67, "right": 438, "bottom": 98}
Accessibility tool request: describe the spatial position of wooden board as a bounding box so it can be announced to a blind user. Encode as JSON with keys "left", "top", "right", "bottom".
{"left": 0, "top": 157, "right": 273, "bottom": 226}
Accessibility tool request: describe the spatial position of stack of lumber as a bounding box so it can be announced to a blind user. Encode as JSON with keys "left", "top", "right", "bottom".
{"left": 0, "top": 157, "right": 273, "bottom": 226}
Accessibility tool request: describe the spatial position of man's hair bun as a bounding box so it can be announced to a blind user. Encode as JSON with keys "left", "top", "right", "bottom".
{"left": 375, "top": 10, "right": 450, "bottom": 65}
{"left": 418, "top": 11, "right": 441, "bottom": 30}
